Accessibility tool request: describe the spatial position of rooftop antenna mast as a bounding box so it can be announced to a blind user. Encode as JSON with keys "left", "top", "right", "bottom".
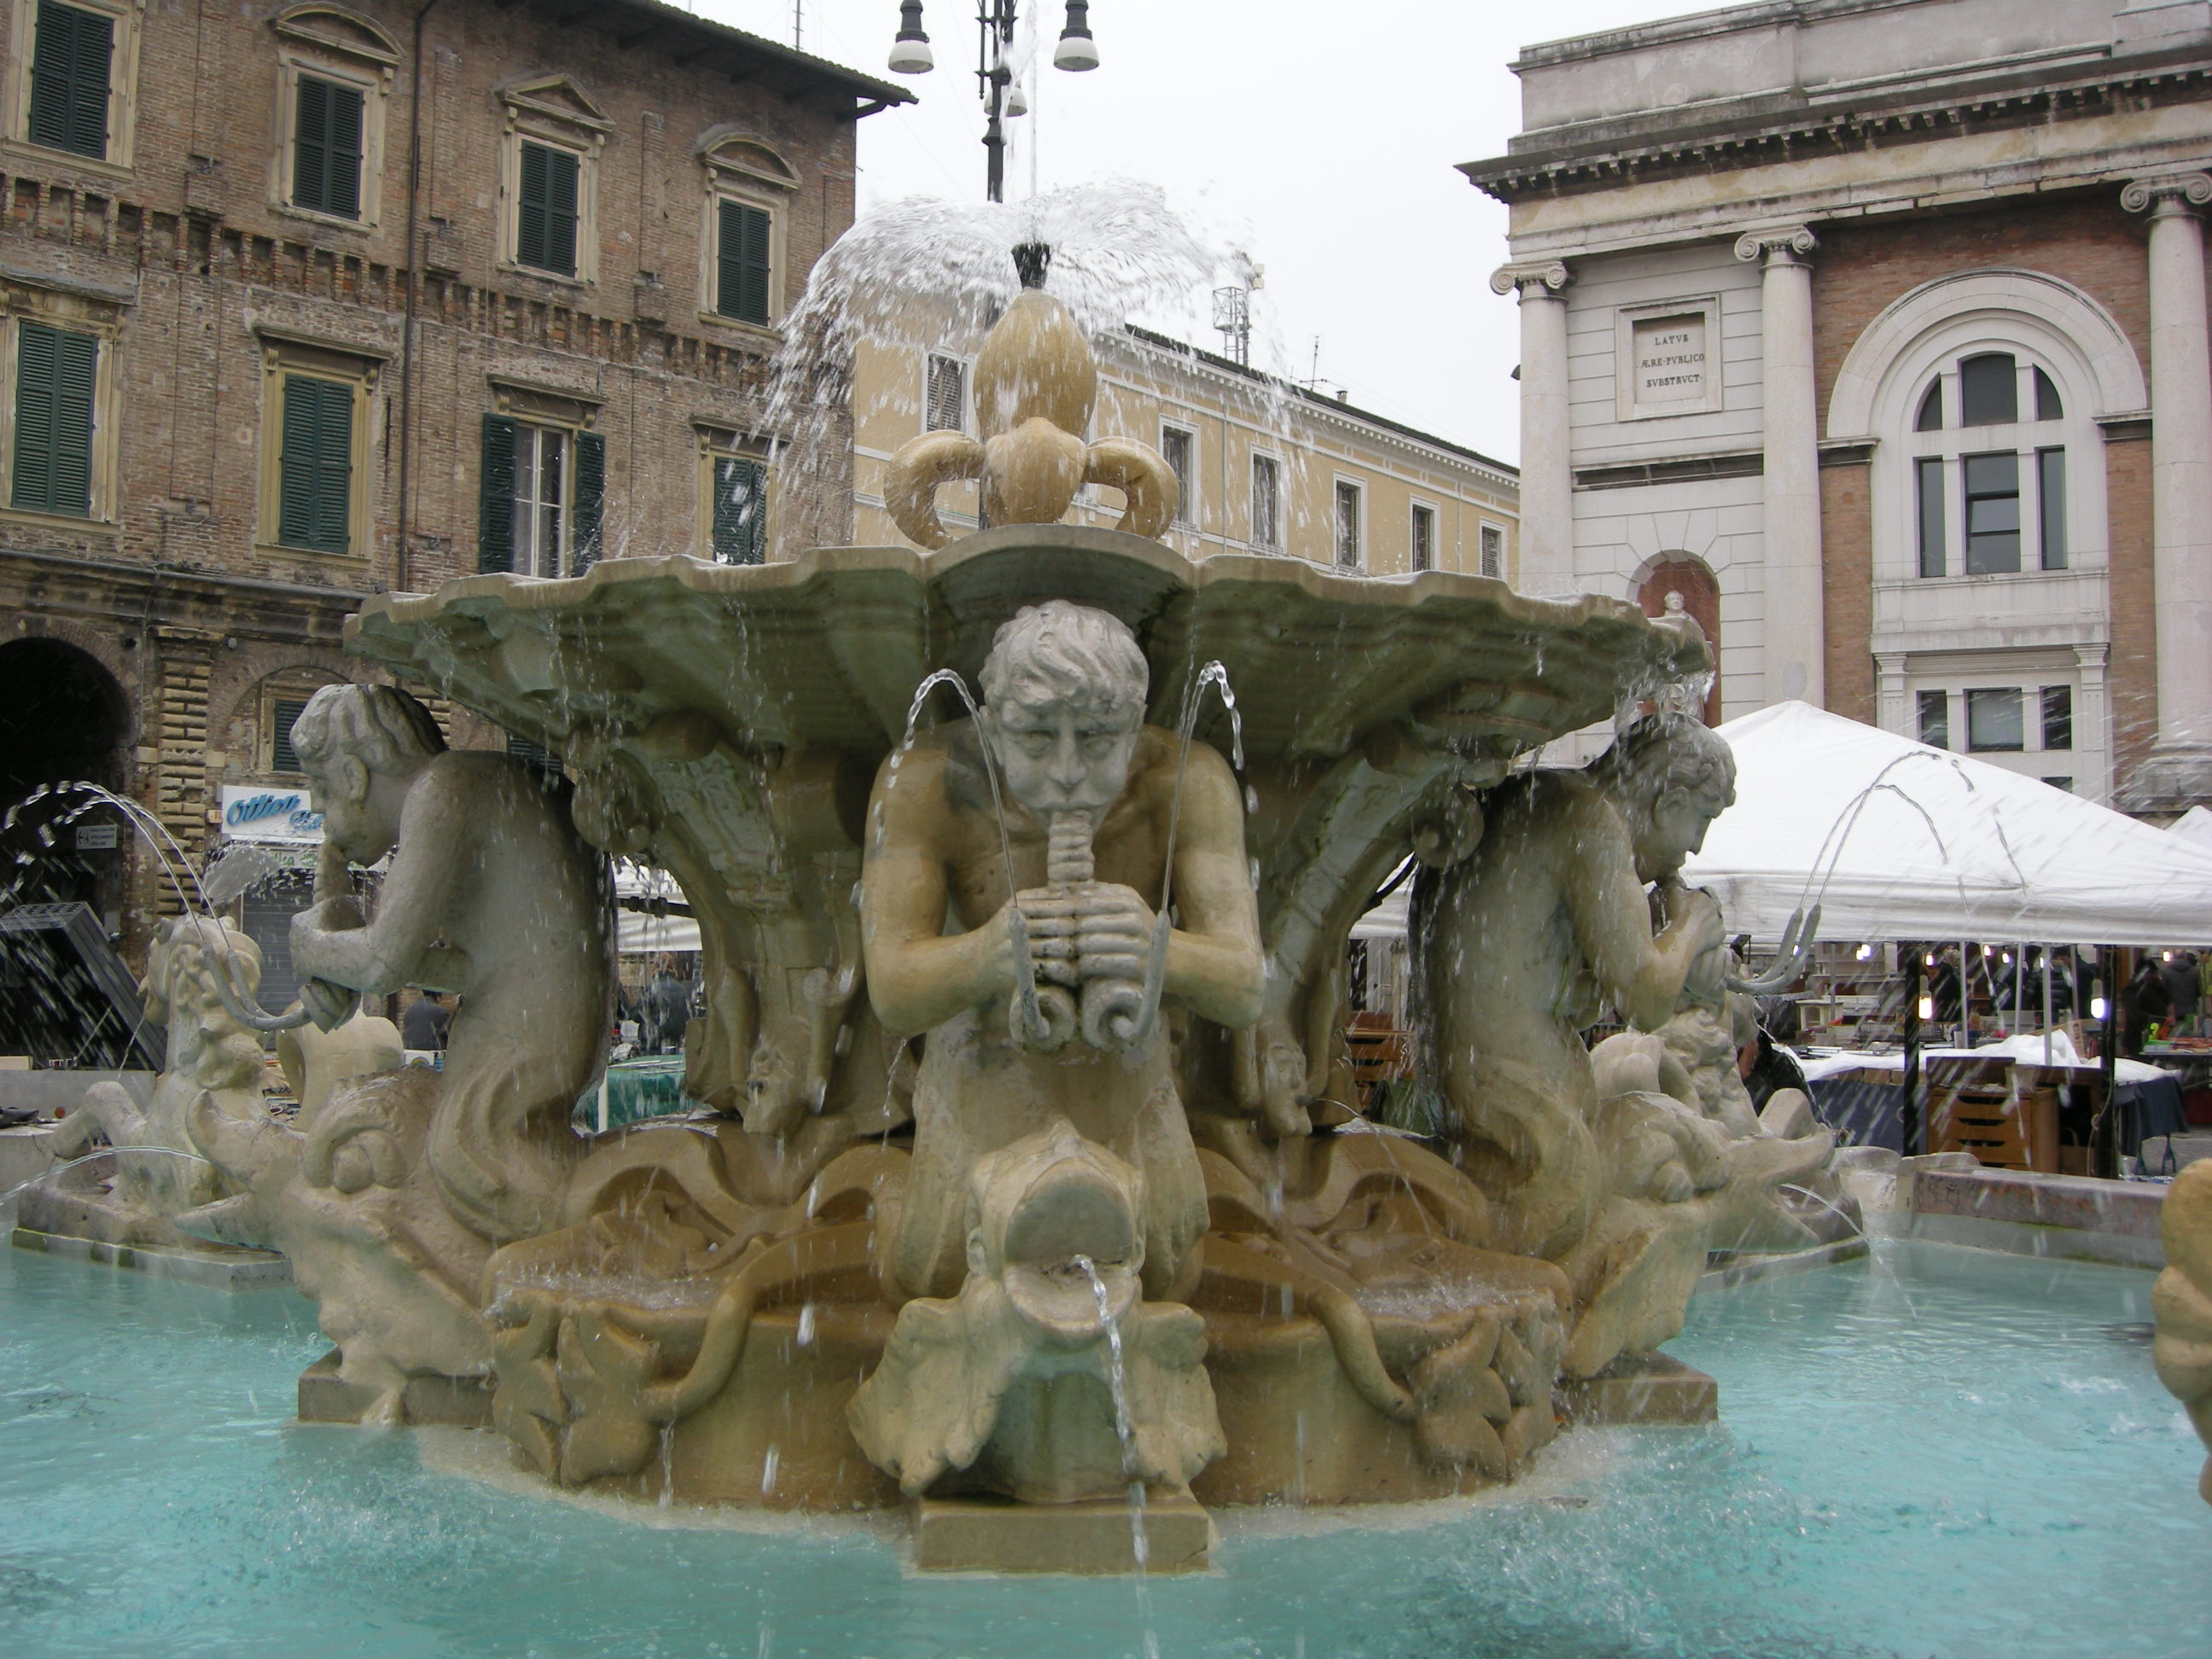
{"left": 1212, "top": 253, "right": 1262, "bottom": 368}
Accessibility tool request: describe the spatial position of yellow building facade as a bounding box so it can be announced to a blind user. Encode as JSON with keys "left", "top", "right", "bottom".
{"left": 851, "top": 323, "right": 1517, "bottom": 578}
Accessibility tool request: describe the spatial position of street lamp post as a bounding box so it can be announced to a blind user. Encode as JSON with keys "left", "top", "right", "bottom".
{"left": 887, "top": 3, "right": 1102, "bottom": 203}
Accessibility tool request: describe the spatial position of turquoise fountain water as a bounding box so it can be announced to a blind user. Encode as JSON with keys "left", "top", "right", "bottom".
{"left": 2, "top": 1239, "right": 2201, "bottom": 1659}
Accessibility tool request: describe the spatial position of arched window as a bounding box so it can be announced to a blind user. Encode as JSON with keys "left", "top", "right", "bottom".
{"left": 1904, "top": 347, "right": 2080, "bottom": 578}
{"left": 1636, "top": 556, "right": 1721, "bottom": 724}
{"left": 1828, "top": 269, "right": 2143, "bottom": 804}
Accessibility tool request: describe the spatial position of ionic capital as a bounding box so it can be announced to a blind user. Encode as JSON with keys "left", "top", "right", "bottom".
{"left": 1488, "top": 259, "right": 1571, "bottom": 299}
{"left": 1733, "top": 224, "right": 1819, "bottom": 265}
{"left": 2122, "top": 172, "right": 2212, "bottom": 216}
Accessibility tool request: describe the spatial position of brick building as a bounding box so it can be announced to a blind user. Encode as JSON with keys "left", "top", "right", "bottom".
{"left": 1463, "top": 0, "right": 2212, "bottom": 814}
{"left": 0, "top": 0, "right": 905, "bottom": 980}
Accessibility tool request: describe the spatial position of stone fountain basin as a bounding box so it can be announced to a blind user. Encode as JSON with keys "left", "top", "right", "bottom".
{"left": 345, "top": 525, "right": 1706, "bottom": 767}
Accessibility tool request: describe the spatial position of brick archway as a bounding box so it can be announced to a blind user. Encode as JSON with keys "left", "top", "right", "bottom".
{"left": 1637, "top": 556, "right": 1722, "bottom": 725}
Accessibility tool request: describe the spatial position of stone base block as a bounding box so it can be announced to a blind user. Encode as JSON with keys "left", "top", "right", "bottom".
{"left": 911, "top": 1492, "right": 1213, "bottom": 1575}
{"left": 1557, "top": 1352, "right": 1717, "bottom": 1427}
{"left": 297, "top": 1349, "right": 494, "bottom": 1428}
{"left": 11, "top": 1225, "right": 292, "bottom": 1289}
{"left": 1697, "top": 1237, "right": 1869, "bottom": 1295}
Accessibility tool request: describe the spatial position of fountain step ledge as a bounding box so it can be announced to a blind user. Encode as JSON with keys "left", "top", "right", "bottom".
{"left": 1879, "top": 1167, "right": 2167, "bottom": 1269}
{"left": 911, "top": 1493, "right": 1214, "bottom": 1575}
{"left": 10, "top": 1225, "right": 292, "bottom": 1289}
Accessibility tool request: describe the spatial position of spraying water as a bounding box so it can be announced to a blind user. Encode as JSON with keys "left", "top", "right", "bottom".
{"left": 1075, "top": 1254, "right": 1158, "bottom": 1657}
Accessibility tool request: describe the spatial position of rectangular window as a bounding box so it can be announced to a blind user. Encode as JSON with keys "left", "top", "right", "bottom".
{"left": 1959, "top": 352, "right": 2017, "bottom": 426}
{"left": 2040, "top": 684, "right": 2073, "bottom": 752}
{"left": 516, "top": 142, "right": 580, "bottom": 277}
{"left": 2041, "top": 777, "right": 2073, "bottom": 793}
{"left": 269, "top": 696, "right": 311, "bottom": 773}
{"left": 2036, "top": 447, "right": 2067, "bottom": 570}
{"left": 1962, "top": 451, "right": 2021, "bottom": 575}
{"left": 716, "top": 200, "right": 771, "bottom": 325}
{"left": 1334, "top": 480, "right": 1362, "bottom": 568}
{"left": 292, "top": 75, "right": 364, "bottom": 219}
{"left": 275, "top": 373, "right": 352, "bottom": 554}
{"left": 513, "top": 423, "right": 567, "bottom": 577}
{"left": 1966, "top": 686, "right": 2025, "bottom": 752}
{"left": 1916, "top": 457, "right": 1947, "bottom": 578}
{"left": 1410, "top": 504, "right": 1436, "bottom": 573}
{"left": 712, "top": 455, "right": 767, "bottom": 565}
{"left": 1479, "top": 523, "right": 1504, "bottom": 579}
{"left": 27, "top": 0, "right": 112, "bottom": 160}
{"left": 1917, "top": 688, "right": 1950, "bottom": 750}
{"left": 1249, "top": 453, "right": 1279, "bottom": 549}
{"left": 1161, "top": 426, "right": 1194, "bottom": 526}
{"left": 10, "top": 319, "right": 96, "bottom": 517}
{"left": 925, "top": 354, "right": 966, "bottom": 434}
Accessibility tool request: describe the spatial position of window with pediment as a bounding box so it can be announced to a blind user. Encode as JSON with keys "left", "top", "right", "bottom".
{"left": 496, "top": 74, "right": 609, "bottom": 285}
{"left": 696, "top": 129, "right": 797, "bottom": 330}
{"left": 267, "top": 7, "right": 398, "bottom": 230}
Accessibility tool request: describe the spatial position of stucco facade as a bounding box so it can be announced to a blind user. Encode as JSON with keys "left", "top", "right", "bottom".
{"left": 852, "top": 325, "right": 1519, "bottom": 581}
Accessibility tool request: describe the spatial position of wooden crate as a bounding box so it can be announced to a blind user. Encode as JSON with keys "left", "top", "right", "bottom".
{"left": 1929, "top": 1058, "right": 2059, "bottom": 1171}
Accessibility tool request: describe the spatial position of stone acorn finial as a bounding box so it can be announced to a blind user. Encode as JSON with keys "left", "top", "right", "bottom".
{"left": 885, "top": 243, "right": 1180, "bottom": 549}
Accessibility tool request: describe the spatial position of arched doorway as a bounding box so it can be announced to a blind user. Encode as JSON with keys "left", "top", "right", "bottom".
{"left": 0, "top": 637, "right": 131, "bottom": 912}
{"left": 1637, "top": 557, "right": 1723, "bottom": 725}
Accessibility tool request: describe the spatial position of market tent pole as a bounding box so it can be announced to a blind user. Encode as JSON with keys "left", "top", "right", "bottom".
{"left": 2042, "top": 946, "right": 2054, "bottom": 1068}
{"left": 2096, "top": 946, "right": 2121, "bottom": 1178}
{"left": 1902, "top": 942, "right": 1924, "bottom": 1157}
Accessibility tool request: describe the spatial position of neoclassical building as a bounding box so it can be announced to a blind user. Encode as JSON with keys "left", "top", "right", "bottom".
{"left": 1463, "top": 0, "right": 2212, "bottom": 814}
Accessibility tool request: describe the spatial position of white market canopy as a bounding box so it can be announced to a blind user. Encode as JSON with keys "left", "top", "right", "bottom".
{"left": 1352, "top": 701, "right": 2212, "bottom": 948}
{"left": 1681, "top": 701, "right": 2212, "bottom": 947}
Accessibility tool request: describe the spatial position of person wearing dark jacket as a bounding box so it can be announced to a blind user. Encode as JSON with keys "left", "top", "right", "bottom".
{"left": 401, "top": 991, "right": 451, "bottom": 1051}
{"left": 2123, "top": 958, "right": 2172, "bottom": 1057}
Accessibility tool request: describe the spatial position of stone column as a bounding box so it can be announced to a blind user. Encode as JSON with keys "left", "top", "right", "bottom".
{"left": 1490, "top": 259, "right": 1573, "bottom": 592}
{"left": 1735, "top": 226, "right": 1825, "bottom": 708}
{"left": 2122, "top": 172, "right": 2212, "bottom": 807}
{"left": 1875, "top": 652, "right": 1910, "bottom": 737}
{"left": 2075, "top": 643, "right": 2114, "bottom": 804}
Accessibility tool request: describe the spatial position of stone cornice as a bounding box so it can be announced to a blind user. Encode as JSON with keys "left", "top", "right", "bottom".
{"left": 2122, "top": 171, "right": 2212, "bottom": 213}
{"left": 1459, "top": 44, "right": 2212, "bottom": 205}
{"left": 1487, "top": 259, "right": 1572, "bottom": 298}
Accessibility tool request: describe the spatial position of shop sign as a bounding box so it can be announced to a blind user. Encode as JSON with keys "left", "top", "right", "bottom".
{"left": 219, "top": 784, "right": 324, "bottom": 844}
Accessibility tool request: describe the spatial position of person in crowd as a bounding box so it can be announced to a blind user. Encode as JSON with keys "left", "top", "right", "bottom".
{"left": 401, "top": 989, "right": 451, "bottom": 1051}
{"left": 636, "top": 955, "right": 694, "bottom": 1056}
{"left": 2162, "top": 951, "right": 2202, "bottom": 1038}
{"left": 2123, "top": 956, "right": 2174, "bottom": 1057}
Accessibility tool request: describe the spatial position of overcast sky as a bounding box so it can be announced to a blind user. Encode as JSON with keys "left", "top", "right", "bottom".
{"left": 695, "top": 1, "right": 1691, "bottom": 466}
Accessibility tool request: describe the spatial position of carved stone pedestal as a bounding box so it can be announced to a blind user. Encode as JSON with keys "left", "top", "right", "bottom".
{"left": 1556, "top": 1352, "right": 1717, "bottom": 1426}
{"left": 296, "top": 1350, "right": 493, "bottom": 1428}
{"left": 911, "top": 1492, "right": 1213, "bottom": 1575}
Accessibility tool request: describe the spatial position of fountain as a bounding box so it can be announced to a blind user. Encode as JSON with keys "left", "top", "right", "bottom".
{"left": 25, "top": 230, "right": 1850, "bottom": 1575}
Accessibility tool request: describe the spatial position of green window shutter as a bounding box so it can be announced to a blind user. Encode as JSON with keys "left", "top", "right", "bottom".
{"left": 517, "top": 143, "right": 579, "bottom": 276}
{"left": 11, "top": 320, "right": 97, "bottom": 517}
{"left": 717, "top": 201, "right": 772, "bottom": 324}
{"left": 479, "top": 414, "right": 517, "bottom": 572}
{"left": 276, "top": 374, "right": 352, "bottom": 554}
{"left": 28, "top": 2, "right": 111, "bottom": 160}
{"left": 713, "top": 457, "right": 765, "bottom": 565}
{"left": 572, "top": 430, "right": 604, "bottom": 570}
{"left": 294, "top": 76, "right": 364, "bottom": 219}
